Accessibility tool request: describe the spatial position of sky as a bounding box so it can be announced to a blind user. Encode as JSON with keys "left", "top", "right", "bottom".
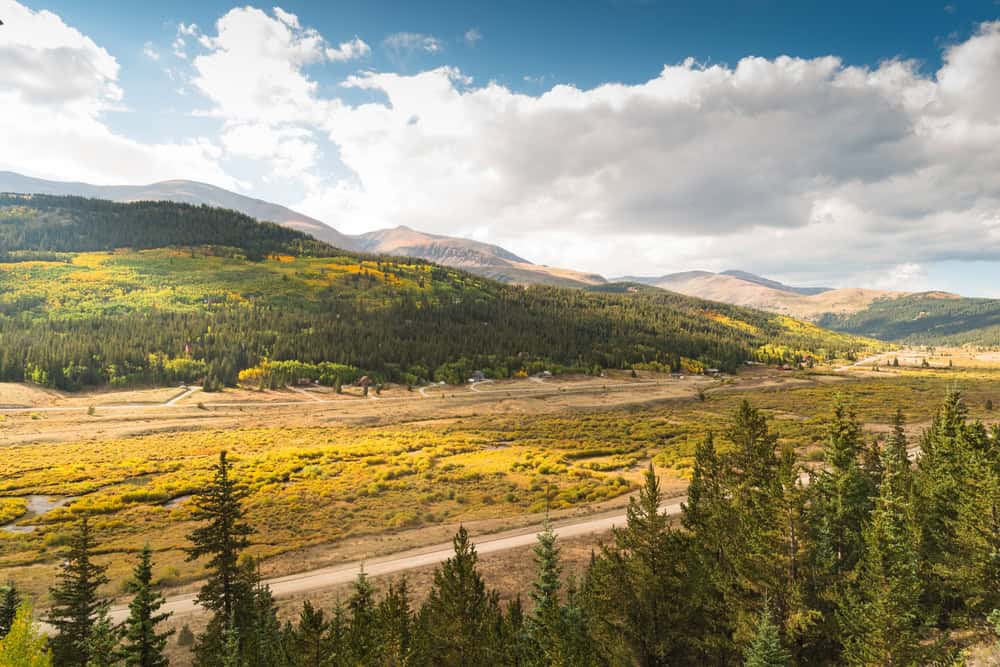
{"left": 2, "top": 1, "right": 1000, "bottom": 295}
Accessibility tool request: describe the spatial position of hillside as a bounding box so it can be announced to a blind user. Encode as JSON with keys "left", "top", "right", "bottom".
{"left": 620, "top": 270, "right": 899, "bottom": 319}
{"left": 0, "top": 195, "right": 878, "bottom": 390}
{"left": 0, "top": 171, "right": 356, "bottom": 249}
{"left": 0, "top": 172, "right": 605, "bottom": 287}
{"left": 353, "top": 225, "right": 606, "bottom": 287}
{"left": 818, "top": 292, "right": 1000, "bottom": 344}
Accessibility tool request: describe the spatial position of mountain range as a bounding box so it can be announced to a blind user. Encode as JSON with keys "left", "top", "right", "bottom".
{"left": 3, "top": 171, "right": 997, "bottom": 345}
{"left": 0, "top": 172, "right": 604, "bottom": 288}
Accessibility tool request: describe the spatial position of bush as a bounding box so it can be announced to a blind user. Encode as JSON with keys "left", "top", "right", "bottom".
{"left": 177, "top": 624, "right": 195, "bottom": 647}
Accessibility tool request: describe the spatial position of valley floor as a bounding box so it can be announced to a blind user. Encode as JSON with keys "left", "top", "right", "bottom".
{"left": 1, "top": 350, "right": 999, "bottom": 661}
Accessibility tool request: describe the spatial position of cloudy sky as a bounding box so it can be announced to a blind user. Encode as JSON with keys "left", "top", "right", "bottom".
{"left": 2, "top": 1, "right": 1000, "bottom": 295}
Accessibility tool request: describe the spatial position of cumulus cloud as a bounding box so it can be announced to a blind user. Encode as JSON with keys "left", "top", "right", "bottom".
{"left": 0, "top": 0, "right": 233, "bottom": 187}
{"left": 288, "top": 23, "right": 1000, "bottom": 282}
{"left": 326, "top": 37, "right": 371, "bottom": 61}
{"left": 142, "top": 42, "right": 160, "bottom": 61}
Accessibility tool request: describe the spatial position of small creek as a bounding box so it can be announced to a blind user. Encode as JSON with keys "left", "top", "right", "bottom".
{"left": 1, "top": 495, "right": 73, "bottom": 533}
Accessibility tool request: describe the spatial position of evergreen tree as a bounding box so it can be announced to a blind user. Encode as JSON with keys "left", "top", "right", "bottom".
{"left": 186, "top": 450, "right": 254, "bottom": 665}
{"left": 744, "top": 607, "right": 790, "bottom": 667}
{"left": 347, "top": 568, "right": 378, "bottom": 662}
{"left": 586, "top": 463, "right": 695, "bottom": 666}
{"left": 121, "top": 545, "right": 173, "bottom": 667}
{"left": 841, "top": 432, "right": 927, "bottom": 666}
{"left": 0, "top": 604, "right": 52, "bottom": 667}
{"left": 290, "top": 601, "right": 330, "bottom": 667}
{"left": 46, "top": 517, "right": 112, "bottom": 667}
{"left": 0, "top": 581, "right": 21, "bottom": 639}
{"left": 377, "top": 578, "right": 413, "bottom": 666}
{"left": 414, "top": 526, "right": 502, "bottom": 665}
{"left": 529, "top": 517, "right": 562, "bottom": 660}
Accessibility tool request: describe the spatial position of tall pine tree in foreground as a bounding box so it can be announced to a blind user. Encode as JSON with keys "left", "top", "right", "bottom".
{"left": 186, "top": 450, "right": 254, "bottom": 666}
{"left": 414, "top": 526, "right": 502, "bottom": 665}
{"left": 121, "top": 545, "right": 173, "bottom": 667}
{"left": 0, "top": 581, "right": 21, "bottom": 639}
{"left": 841, "top": 420, "right": 926, "bottom": 667}
{"left": 46, "top": 516, "right": 115, "bottom": 667}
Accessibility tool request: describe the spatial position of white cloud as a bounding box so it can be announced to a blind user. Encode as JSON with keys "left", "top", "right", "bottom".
{"left": 383, "top": 32, "right": 443, "bottom": 57}
{"left": 0, "top": 0, "right": 232, "bottom": 187}
{"left": 464, "top": 27, "right": 482, "bottom": 46}
{"left": 142, "top": 41, "right": 160, "bottom": 61}
{"left": 326, "top": 37, "right": 371, "bottom": 62}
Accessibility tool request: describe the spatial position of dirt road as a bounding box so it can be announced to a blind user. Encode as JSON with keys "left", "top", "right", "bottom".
{"left": 104, "top": 497, "right": 686, "bottom": 624}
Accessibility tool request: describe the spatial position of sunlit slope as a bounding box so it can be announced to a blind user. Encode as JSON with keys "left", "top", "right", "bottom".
{"left": 0, "top": 195, "right": 882, "bottom": 389}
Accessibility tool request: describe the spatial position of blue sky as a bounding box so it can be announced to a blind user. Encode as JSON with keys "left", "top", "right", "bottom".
{"left": 3, "top": 1, "right": 1000, "bottom": 295}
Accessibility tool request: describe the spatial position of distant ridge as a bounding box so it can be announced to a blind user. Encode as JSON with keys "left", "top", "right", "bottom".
{"left": 0, "top": 171, "right": 605, "bottom": 288}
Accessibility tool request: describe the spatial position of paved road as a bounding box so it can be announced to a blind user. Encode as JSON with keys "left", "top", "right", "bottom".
{"left": 103, "top": 497, "right": 686, "bottom": 624}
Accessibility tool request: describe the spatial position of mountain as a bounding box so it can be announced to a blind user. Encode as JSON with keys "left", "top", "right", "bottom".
{"left": 0, "top": 171, "right": 604, "bottom": 287}
{"left": 352, "top": 226, "right": 606, "bottom": 287}
{"left": 618, "top": 270, "right": 903, "bottom": 320}
{"left": 0, "top": 194, "right": 877, "bottom": 390}
{"left": 0, "top": 171, "right": 357, "bottom": 250}
{"left": 617, "top": 268, "right": 1000, "bottom": 344}
{"left": 817, "top": 292, "right": 1000, "bottom": 345}
{"left": 718, "top": 270, "right": 831, "bottom": 296}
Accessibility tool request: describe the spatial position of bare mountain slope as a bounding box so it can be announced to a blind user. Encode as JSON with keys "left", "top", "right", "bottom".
{"left": 619, "top": 270, "right": 907, "bottom": 320}
{"left": 351, "top": 226, "right": 606, "bottom": 287}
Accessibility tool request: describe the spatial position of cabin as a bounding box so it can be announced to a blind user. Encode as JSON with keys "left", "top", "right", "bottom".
{"left": 468, "top": 370, "right": 486, "bottom": 383}
{"left": 356, "top": 375, "right": 373, "bottom": 387}
{"left": 537, "top": 370, "right": 553, "bottom": 378}
{"left": 705, "top": 368, "right": 721, "bottom": 376}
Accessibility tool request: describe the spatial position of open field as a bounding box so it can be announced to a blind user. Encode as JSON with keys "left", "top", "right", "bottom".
{"left": 2, "top": 361, "right": 999, "bottom": 653}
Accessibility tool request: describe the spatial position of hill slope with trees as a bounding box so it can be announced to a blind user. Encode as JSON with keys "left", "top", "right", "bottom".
{"left": 0, "top": 195, "right": 880, "bottom": 390}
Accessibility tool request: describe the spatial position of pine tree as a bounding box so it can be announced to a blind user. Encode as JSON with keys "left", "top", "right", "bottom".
{"left": 347, "top": 567, "right": 378, "bottom": 662}
{"left": 46, "top": 517, "right": 113, "bottom": 667}
{"left": 414, "top": 526, "right": 501, "bottom": 665}
{"left": 586, "top": 463, "right": 695, "bottom": 665}
{"left": 121, "top": 545, "right": 173, "bottom": 667}
{"left": 528, "top": 518, "right": 564, "bottom": 662}
{"left": 841, "top": 432, "right": 927, "bottom": 666}
{"left": 186, "top": 451, "right": 254, "bottom": 622}
{"left": 290, "top": 600, "right": 330, "bottom": 667}
{"left": 0, "top": 604, "right": 52, "bottom": 667}
{"left": 377, "top": 577, "right": 413, "bottom": 665}
{"left": 186, "top": 451, "right": 254, "bottom": 665}
{"left": 0, "top": 581, "right": 21, "bottom": 639}
{"left": 743, "top": 607, "right": 790, "bottom": 667}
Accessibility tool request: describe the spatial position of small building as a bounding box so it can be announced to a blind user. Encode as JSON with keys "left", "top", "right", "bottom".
{"left": 537, "top": 370, "right": 553, "bottom": 378}
{"left": 356, "top": 375, "right": 373, "bottom": 387}
{"left": 705, "top": 368, "right": 721, "bottom": 376}
{"left": 468, "top": 370, "right": 486, "bottom": 383}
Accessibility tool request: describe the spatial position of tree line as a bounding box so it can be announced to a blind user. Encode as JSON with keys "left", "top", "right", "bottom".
{"left": 2, "top": 392, "right": 999, "bottom": 664}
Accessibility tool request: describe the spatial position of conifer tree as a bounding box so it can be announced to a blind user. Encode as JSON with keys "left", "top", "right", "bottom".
{"left": 0, "top": 581, "right": 21, "bottom": 639}
{"left": 121, "top": 545, "right": 173, "bottom": 667}
{"left": 347, "top": 568, "right": 378, "bottom": 662}
{"left": 586, "top": 463, "right": 694, "bottom": 665}
{"left": 186, "top": 451, "right": 254, "bottom": 622}
{"left": 290, "top": 600, "right": 330, "bottom": 667}
{"left": 527, "top": 518, "right": 570, "bottom": 664}
{"left": 841, "top": 432, "right": 926, "bottom": 666}
{"left": 377, "top": 577, "right": 413, "bottom": 665}
{"left": 744, "top": 607, "right": 790, "bottom": 667}
{"left": 414, "top": 526, "right": 501, "bottom": 665}
{"left": 0, "top": 604, "right": 52, "bottom": 667}
{"left": 46, "top": 517, "right": 113, "bottom": 667}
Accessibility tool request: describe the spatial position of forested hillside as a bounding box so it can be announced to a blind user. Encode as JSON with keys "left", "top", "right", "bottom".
{"left": 0, "top": 195, "right": 879, "bottom": 390}
{"left": 819, "top": 292, "right": 1000, "bottom": 344}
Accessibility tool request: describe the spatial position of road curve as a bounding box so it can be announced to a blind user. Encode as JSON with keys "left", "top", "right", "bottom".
{"left": 105, "top": 497, "right": 686, "bottom": 624}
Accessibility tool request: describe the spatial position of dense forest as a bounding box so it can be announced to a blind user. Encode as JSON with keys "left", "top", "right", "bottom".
{"left": 3, "top": 393, "right": 998, "bottom": 665}
{"left": 0, "top": 196, "right": 878, "bottom": 391}
{"left": 819, "top": 293, "right": 1000, "bottom": 345}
